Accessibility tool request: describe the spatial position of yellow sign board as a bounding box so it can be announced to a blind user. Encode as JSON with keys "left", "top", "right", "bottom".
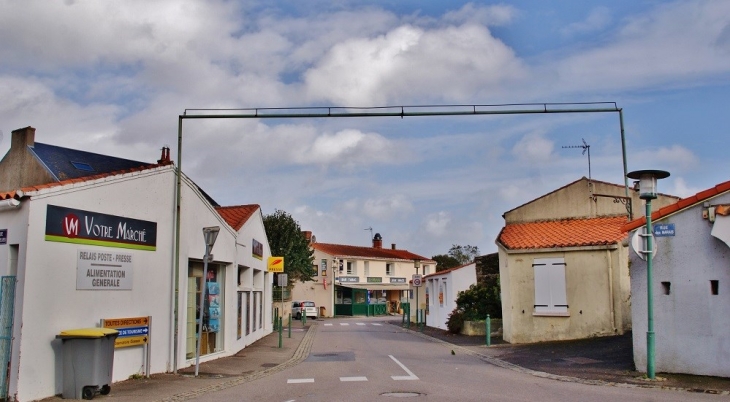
{"left": 267, "top": 256, "right": 284, "bottom": 272}
{"left": 114, "top": 335, "right": 148, "bottom": 348}
{"left": 103, "top": 316, "right": 149, "bottom": 328}
{"left": 103, "top": 316, "right": 150, "bottom": 348}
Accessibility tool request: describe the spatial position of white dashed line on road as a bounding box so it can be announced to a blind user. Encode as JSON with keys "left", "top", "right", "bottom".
{"left": 324, "top": 323, "right": 333, "bottom": 326}
{"left": 340, "top": 376, "right": 368, "bottom": 382}
{"left": 287, "top": 378, "right": 315, "bottom": 384}
{"left": 340, "top": 323, "right": 349, "bottom": 326}
{"left": 356, "top": 323, "right": 365, "bottom": 326}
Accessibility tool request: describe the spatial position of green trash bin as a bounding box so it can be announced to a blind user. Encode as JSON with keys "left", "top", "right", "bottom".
{"left": 56, "top": 328, "right": 118, "bottom": 400}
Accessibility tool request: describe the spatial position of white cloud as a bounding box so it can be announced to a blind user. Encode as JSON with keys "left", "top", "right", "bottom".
{"left": 292, "top": 129, "right": 397, "bottom": 167}
{"left": 630, "top": 145, "right": 698, "bottom": 174}
{"left": 561, "top": 7, "right": 612, "bottom": 37}
{"left": 304, "top": 23, "right": 527, "bottom": 105}
{"left": 511, "top": 132, "right": 554, "bottom": 163}
{"left": 362, "top": 195, "right": 414, "bottom": 220}
{"left": 423, "top": 211, "right": 452, "bottom": 237}
{"left": 668, "top": 177, "right": 701, "bottom": 198}
{"left": 443, "top": 4, "right": 517, "bottom": 27}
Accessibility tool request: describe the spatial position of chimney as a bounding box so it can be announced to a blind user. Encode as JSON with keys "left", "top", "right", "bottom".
{"left": 391, "top": 243, "right": 396, "bottom": 250}
{"left": 11, "top": 126, "right": 36, "bottom": 150}
{"left": 372, "top": 233, "right": 382, "bottom": 249}
{"left": 157, "top": 146, "right": 171, "bottom": 165}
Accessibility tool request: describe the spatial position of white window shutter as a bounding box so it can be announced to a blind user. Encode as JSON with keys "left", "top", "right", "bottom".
{"left": 533, "top": 262, "right": 551, "bottom": 309}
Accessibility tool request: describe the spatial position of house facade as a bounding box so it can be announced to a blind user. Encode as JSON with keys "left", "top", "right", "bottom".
{"left": 496, "top": 177, "right": 679, "bottom": 344}
{"left": 423, "top": 262, "right": 477, "bottom": 330}
{"left": 0, "top": 129, "right": 273, "bottom": 401}
{"left": 623, "top": 180, "right": 730, "bottom": 377}
{"left": 291, "top": 233, "right": 433, "bottom": 319}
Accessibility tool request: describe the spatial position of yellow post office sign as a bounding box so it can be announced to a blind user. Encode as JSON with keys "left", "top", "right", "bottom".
{"left": 268, "top": 257, "right": 284, "bottom": 272}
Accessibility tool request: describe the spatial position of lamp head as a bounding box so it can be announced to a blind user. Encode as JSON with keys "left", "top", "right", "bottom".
{"left": 627, "top": 170, "right": 670, "bottom": 200}
{"left": 413, "top": 259, "right": 421, "bottom": 269}
{"left": 203, "top": 226, "right": 220, "bottom": 248}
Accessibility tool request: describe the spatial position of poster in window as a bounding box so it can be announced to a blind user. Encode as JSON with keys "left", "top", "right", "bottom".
{"left": 209, "top": 307, "right": 220, "bottom": 319}
{"left": 207, "top": 282, "right": 220, "bottom": 295}
{"left": 208, "top": 294, "right": 220, "bottom": 308}
{"left": 208, "top": 319, "right": 220, "bottom": 332}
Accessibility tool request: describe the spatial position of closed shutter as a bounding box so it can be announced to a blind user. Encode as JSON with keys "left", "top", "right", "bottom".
{"left": 533, "top": 258, "right": 568, "bottom": 314}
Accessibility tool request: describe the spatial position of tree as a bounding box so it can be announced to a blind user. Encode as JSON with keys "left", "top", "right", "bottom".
{"left": 263, "top": 209, "right": 315, "bottom": 284}
{"left": 448, "top": 244, "right": 480, "bottom": 265}
{"left": 446, "top": 281, "right": 502, "bottom": 334}
{"left": 432, "top": 254, "right": 461, "bottom": 272}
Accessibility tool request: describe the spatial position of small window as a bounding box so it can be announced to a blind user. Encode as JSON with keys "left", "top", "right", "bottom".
{"left": 711, "top": 280, "right": 719, "bottom": 295}
{"left": 386, "top": 263, "right": 393, "bottom": 276}
{"left": 347, "top": 261, "right": 353, "bottom": 275}
{"left": 71, "top": 161, "right": 95, "bottom": 172}
{"left": 661, "top": 282, "right": 671, "bottom": 295}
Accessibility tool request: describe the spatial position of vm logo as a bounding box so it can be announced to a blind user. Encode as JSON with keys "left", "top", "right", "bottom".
{"left": 63, "top": 214, "right": 80, "bottom": 237}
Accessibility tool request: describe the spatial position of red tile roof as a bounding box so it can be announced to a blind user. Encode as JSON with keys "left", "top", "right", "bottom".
{"left": 423, "top": 262, "right": 474, "bottom": 279}
{"left": 622, "top": 179, "right": 730, "bottom": 232}
{"left": 312, "top": 242, "right": 433, "bottom": 262}
{"left": 215, "top": 204, "right": 260, "bottom": 231}
{"left": 0, "top": 164, "right": 166, "bottom": 200}
{"left": 498, "top": 216, "right": 628, "bottom": 250}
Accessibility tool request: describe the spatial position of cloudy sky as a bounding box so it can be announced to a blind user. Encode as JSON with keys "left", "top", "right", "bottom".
{"left": 1, "top": 1, "right": 729, "bottom": 258}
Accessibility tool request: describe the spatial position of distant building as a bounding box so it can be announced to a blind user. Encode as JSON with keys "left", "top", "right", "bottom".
{"left": 623, "top": 179, "right": 730, "bottom": 377}
{"left": 496, "top": 177, "right": 679, "bottom": 344}
{"left": 423, "top": 262, "right": 477, "bottom": 330}
{"left": 292, "top": 232, "right": 434, "bottom": 319}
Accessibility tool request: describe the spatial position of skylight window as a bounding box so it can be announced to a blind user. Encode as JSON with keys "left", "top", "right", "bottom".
{"left": 71, "top": 161, "right": 95, "bottom": 172}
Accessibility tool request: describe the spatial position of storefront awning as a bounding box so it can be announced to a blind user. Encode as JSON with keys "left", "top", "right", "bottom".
{"left": 337, "top": 283, "right": 410, "bottom": 291}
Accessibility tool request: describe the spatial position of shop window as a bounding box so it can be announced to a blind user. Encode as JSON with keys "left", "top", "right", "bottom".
{"left": 244, "top": 291, "right": 251, "bottom": 335}
{"left": 186, "top": 261, "right": 224, "bottom": 359}
{"left": 533, "top": 258, "right": 568, "bottom": 315}
{"left": 256, "top": 291, "right": 263, "bottom": 329}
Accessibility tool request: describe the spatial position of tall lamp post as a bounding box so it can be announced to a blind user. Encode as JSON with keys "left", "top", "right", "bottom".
{"left": 413, "top": 260, "right": 421, "bottom": 327}
{"left": 627, "top": 169, "right": 669, "bottom": 380}
{"left": 195, "top": 226, "right": 220, "bottom": 377}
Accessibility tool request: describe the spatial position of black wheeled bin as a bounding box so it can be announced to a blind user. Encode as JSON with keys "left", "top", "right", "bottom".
{"left": 56, "top": 328, "right": 118, "bottom": 400}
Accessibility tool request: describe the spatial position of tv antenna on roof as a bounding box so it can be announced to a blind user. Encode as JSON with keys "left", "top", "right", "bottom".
{"left": 562, "top": 138, "right": 591, "bottom": 180}
{"left": 364, "top": 227, "right": 373, "bottom": 241}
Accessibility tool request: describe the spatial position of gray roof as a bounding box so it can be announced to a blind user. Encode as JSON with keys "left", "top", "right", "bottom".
{"left": 30, "top": 142, "right": 150, "bottom": 181}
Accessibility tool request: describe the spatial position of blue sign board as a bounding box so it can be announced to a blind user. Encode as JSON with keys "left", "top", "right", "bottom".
{"left": 117, "top": 326, "right": 149, "bottom": 337}
{"left": 0, "top": 229, "right": 6, "bottom": 245}
{"left": 654, "top": 223, "right": 675, "bottom": 237}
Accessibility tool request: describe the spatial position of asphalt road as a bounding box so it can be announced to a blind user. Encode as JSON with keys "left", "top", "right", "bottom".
{"left": 188, "top": 317, "right": 725, "bottom": 402}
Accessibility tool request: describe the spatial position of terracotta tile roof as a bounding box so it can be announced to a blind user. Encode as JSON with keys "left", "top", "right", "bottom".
{"left": 0, "top": 164, "right": 167, "bottom": 201}
{"left": 622, "top": 179, "right": 730, "bottom": 232}
{"left": 498, "top": 216, "right": 628, "bottom": 250}
{"left": 423, "top": 262, "right": 474, "bottom": 279}
{"left": 312, "top": 242, "right": 433, "bottom": 262}
{"left": 215, "top": 204, "right": 260, "bottom": 231}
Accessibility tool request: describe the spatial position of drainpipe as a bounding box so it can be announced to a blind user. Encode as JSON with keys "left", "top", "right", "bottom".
{"left": 172, "top": 116, "right": 183, "bottom": 373}
{"left": 606, "top": 249, "right": 617, "bottom": 333}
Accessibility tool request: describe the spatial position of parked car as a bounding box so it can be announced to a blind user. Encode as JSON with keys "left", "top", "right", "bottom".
{"left": 292, "top": 300, "right": 317, "bottom": 320}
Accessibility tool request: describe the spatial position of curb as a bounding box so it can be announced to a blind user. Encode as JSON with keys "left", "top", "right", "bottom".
{"left": 396, "top": 324, "right": 730, "bottom": 396}
{"left": 156, "top": 323, "right": 319, "bottom": 402}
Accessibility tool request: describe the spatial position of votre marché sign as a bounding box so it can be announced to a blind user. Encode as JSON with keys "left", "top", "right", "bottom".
{"left": 45, "top": 205, "right": 157, "bottom": 251}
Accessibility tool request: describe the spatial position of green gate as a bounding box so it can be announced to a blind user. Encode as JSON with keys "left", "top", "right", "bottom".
{"left": 0, "top": 276, "right": 16, "bottom": 400}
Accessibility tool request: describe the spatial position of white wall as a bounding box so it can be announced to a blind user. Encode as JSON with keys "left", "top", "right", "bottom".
{"left": 630, "top": 192, "right": 730, "bottom": 377}
{"left": 425, "top": 264, "right": 477, "bottom": 330}
{"left": 0, "top": 166, "right": 273, "bottom": 401}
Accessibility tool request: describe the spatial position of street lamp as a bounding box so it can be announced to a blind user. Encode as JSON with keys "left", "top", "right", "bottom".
{"left": 195, "top": 226, "right": 220, "bottom": 376}
{"left": 627, "top": 169, "right": 669, "bottom": 380}
{"left": 413, "top": 259, "right": 421, "bottom": 327}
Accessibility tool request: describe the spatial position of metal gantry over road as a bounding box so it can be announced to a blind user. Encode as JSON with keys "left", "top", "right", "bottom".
{"left": 170, "top": 102, "right": 631, "bottom": 372}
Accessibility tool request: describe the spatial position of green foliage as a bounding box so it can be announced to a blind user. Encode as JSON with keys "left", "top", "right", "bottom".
{"left": 449, "top": 279, "right": 502, "bottom": 328}
{"left": 431, "top": 254, "right": 461, "bottom": 272}
{"left": 446, "top": 309, "right": 465, "bottom": 334}
{"left": 448, "top": 244, "right": 480, "bottom": 265}
{"left": 263, "top": 209, "right": 315, "bottom": 284}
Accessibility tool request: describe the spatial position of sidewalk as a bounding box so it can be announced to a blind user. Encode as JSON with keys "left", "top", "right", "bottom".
{"left": 43, "top": 318, "right": 730, "bottom": 401}
{"left": 406, "top": 322, "right": 730, "bottom": 395}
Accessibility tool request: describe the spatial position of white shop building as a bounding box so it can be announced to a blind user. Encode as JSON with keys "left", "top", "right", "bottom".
{"left": 0, "top": 163, "right": 273, "bottom": 401}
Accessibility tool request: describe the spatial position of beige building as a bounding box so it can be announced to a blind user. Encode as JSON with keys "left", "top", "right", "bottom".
{"left": 292, "top": 233, "right": 434, "bottom": 318}
{"left": 496, "top": 177, "right": 678, "bottom": 344}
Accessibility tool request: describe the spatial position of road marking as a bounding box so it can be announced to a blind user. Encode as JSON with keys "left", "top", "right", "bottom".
{"left": 372, "top": 323, "right": 382, "bottom": 326}
{"left": 389, "top": 355, "right": 419, "bottom": 381}
{"left": 340, "top": 376, "right": 368, "bottom": 382}
{"left": 340, "top": 323, "right": 349, "bottom": 326}
{"left": 324, "top": 323, "right": 333, "bottom": 326}
{"left": 287, "top": 378, "right": 315, "bottom": 384}
{"left": 356, "top": 323, "right": 365, "bottom": 326}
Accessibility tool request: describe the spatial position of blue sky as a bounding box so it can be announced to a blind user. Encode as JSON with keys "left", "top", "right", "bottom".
{"left": 1, "top": 1, "right": 729, "bottom": 257}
